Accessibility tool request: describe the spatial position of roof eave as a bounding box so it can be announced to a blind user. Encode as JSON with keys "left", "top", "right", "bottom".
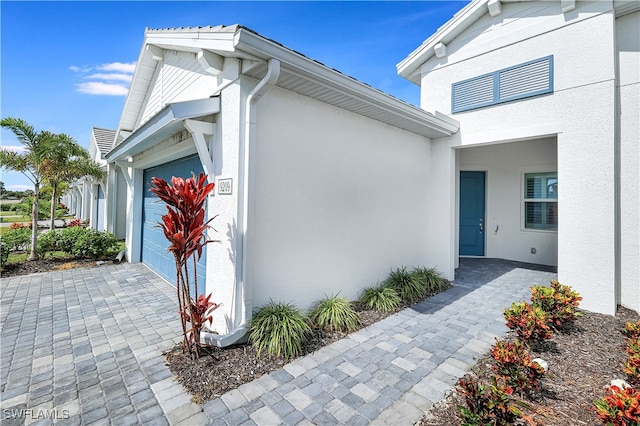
{"left": 235, "top": 29, "right": 459, "bottom": 137}
{"left": 397, "top": 0, "right": 489, "bottom": 83}
{"left": 106, "top": 97, "right": 220, "bottom": 161}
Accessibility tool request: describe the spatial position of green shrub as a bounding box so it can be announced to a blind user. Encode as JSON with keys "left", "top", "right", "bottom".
{"left": 37, "top": 229, "right": 61, "bottom": 258}
{"left": 359, "top": 284, "right": 401, "bottom": 313}
{"left": 0, "top": 241, "right": 9, "bottom": 267}
{"left": 58, "top": 226, "right": 88, "bottom": 252}
{"left": 2, "top": 227, "right": 31, "bottom": 251}
{"left": 411, "top": 266, "right": 445, "bottom": 293}
{"left": 384, "top": 266, "right": 426, "bottom": 303}
{"left": 248, "top": 301, "right": 311, "bottom": 359}
{"left": 70, "top": 229, "right": 119, "bottom": 260}
{"left": 309, "top": 294, "right": 361, "bottom": 333}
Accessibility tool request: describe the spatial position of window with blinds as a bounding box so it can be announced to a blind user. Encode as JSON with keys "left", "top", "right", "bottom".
{"left": 452, "top": 56, "right": 553, "bottom": 113}
{"left": 524, "top": 172, "right": 558, "bottom": 231}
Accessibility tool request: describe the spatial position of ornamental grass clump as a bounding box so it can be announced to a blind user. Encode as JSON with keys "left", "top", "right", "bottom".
{"left": 309, "top": 294, "right": 361, "bottom": 334}
{"left": 359, "top": 284, "right": 401, "bottom": 313}
{"left": 150, "top": 172, "right": 220, "bottom": 359}
{"left": 384, "top": 266, "right": 426, "bottom": 303}
{"left": 248, "top": 301, "right": 311, "bottom": 359}
{"left": 411, "top": 266, "right": 445, "bottom": 294}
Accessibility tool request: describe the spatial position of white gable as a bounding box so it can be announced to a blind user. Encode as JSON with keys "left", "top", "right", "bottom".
{"left": 137, "top": 50, "right": 217, "bottom": 128}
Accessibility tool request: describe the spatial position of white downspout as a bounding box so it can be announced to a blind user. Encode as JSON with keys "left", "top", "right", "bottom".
{"left": 203, "top": 58, "right": 281, "bottom": 347}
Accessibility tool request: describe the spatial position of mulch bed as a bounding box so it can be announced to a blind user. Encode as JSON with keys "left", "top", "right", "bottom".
{"left": 164, "top": 285, "right": 453, "bottom": 404}
{"left": 419, "top": 306, "right": 639, "bottom": 426}
{"left": 0, "top": 257, "right": 104, "bottom": 277}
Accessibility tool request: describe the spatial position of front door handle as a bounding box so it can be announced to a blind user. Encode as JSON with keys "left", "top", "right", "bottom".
{"left": 479, "top": 219, "right": 484, "bottom": 233}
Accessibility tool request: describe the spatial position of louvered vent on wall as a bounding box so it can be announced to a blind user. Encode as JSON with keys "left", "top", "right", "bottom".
{"left": 452, "top": 56, "right": 553, "bottom": 113}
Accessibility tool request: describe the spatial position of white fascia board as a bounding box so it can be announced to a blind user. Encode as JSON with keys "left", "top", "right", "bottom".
{"left": 397, "top": 0, "right": 489, "bottom": 84}
{"left": 235, "top": 29, "right": 460, "bottom": 136}
{"left": 106, "top": 97, "right": 220, "bottom": 162}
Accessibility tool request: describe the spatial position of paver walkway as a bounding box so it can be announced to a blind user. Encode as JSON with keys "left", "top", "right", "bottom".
{"left": 0, "top": 259, "right": 556, "bottom": 425}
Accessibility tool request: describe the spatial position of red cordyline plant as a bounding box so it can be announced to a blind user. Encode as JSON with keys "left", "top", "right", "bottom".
{"left": 150, "top": 172, "right": 220, "bottom": 359}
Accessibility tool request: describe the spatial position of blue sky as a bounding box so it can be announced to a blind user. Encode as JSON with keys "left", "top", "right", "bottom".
{"left": 1, "top": 1, "right": 466, "bottom": 191}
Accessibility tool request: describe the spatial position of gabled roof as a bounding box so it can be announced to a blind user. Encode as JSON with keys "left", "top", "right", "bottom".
{"left": 91, "top": 127, "right": 116, "bottom": 156}
{"left": 398, "top": 0, "right": 640, "bottom": 85}
{"left": 114, "top": 24, "right": 459, "bottom": 147}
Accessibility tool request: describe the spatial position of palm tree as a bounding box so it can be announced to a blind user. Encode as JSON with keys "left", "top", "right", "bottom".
{"left": 0, "top": 117, "right": 56, "bottom": 260}
{"left": 42, "top": 134, "right": 106, "bottom": 230}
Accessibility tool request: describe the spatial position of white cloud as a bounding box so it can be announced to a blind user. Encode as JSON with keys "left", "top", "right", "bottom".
{"left": 1, "top": 145, "right": 27, "bottom": 154}
{"left": 98, "top": 62, "right": 136, "bottom": 74}
{"left": 71, "top": 61, "right": 136, "bottom": 96}
{"left": 76, "top": 82, "right": 130, "bottom": 96}
{"left": 6, "top": 184, "right": 32, "bottom": 192}
{"left": 86, "top": 73, "right": 133, "bottom": 83}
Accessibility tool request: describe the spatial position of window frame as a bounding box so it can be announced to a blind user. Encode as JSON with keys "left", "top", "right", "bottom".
{"left": 522, "top": 171, "right": 558, "bottom": 232}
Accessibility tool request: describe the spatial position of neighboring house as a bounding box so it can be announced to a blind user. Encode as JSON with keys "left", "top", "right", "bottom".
{"left": 397, "top": 0, "right": 639, "bottom": 315}
{"left": 63, "top": 127, "right": 121, "bottom": 233}
{"left": 104, "top": 25, "right": 459, "bottom": 344}
{"left": 103, "top": 0, "right": 638, "bottom": 345}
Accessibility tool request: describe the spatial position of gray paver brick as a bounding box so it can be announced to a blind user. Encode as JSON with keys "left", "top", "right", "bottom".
{"left": 1, "top": 260, "right": 555, "bottom": 426}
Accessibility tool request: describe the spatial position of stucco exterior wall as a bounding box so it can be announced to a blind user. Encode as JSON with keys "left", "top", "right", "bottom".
{"left": 248, "top": 86, "right": 433, "bottom": 312}
{"left": 617, "top": 10, "right": 640, "bottom": 313}
{"left": 418, "top": 2, "right": 618, "bottom": 314}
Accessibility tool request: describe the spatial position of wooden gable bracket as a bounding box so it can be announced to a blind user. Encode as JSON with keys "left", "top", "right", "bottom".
{"left": 184, "top": 119, "right": 215, "bottom": 180}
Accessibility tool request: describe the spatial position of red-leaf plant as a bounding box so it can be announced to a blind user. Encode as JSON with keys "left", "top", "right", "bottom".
{"left": 150, "top": 172, "right": 220, "bottom": 359}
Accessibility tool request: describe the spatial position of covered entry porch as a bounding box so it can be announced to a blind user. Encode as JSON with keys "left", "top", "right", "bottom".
{"left": 456, "top": 137, "right": 558, "bottom": 268}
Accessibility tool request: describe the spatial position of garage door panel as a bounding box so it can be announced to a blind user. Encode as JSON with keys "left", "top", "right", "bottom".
{"left": 142, "top": 155, "right": 206, "bottom": 295}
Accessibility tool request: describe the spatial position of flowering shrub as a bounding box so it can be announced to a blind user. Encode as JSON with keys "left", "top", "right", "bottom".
{"left": 491, "top": 338, "right": 546, "bottom": 394}
{"left": 457, "top": 375, "right": 529, "bottom": 425}
{"left": 594, "top": 385, "right": 640, "bottom": 425}
{"left": 531, "top": 280, "right": 582, "bottom": 329}
{"left": 504, "top": 301, "right": 553, "bottom": 345}
{"left": 67, "top": 218, "right": 82, "bottom": 227}
{"left": 150, "top": 173, "right": 219, "bottom": 359}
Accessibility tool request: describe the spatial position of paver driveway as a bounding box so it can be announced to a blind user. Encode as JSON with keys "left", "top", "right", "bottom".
{"left": 1, "top": 259, "right": 556, "bottom": 425}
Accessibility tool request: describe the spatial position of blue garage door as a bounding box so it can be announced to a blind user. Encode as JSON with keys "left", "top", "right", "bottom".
{"left": 142, "top": 155, "right": 206, "bottom": 294}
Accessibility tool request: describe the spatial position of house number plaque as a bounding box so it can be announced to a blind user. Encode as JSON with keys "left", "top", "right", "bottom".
{"left": 217, "top": 178, "right": 232, "bottom": 195}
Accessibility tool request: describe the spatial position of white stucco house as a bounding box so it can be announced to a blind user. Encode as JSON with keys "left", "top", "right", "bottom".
{"left": 397, "top": 0, "right": 638, "bottom": 316}
{"left": 103, "top": 0, "right": 638, "bottom": 345}
{"left": 64, "top": 127, "right": 114, "bottom": 231}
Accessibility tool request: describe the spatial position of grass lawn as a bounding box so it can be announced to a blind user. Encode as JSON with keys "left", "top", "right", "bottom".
{"left": 0, "top": 215, "right": 31, "bottom": 223}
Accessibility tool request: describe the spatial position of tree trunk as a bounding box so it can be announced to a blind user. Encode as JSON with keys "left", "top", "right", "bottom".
{"left": 50, "top": 182, "right": 58, "bottom": 231}
{"left": 29, "top": 182, "right": 39, "bottom": 261}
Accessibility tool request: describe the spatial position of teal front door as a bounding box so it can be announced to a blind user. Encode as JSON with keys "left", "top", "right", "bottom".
{"left": 459, "top": 171, "right": 485, "bottom": 256}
